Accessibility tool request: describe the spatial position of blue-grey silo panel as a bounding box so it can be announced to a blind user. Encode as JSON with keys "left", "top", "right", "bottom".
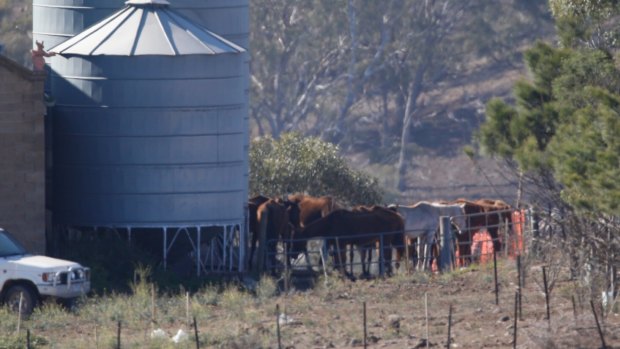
{"left": 175, "top": 0, "right": 249, "bottom": 48}
{"left": 34, "top": 0, "right": 249, "bottom": 49}
{"left": 55, "top": 192, "right": 246, "bottom": 226}
{"left": 50, "top": 54, "right": 246, "bottom": 227}
{"left": 33, "top": 0, "right": 125, "bottom": 48}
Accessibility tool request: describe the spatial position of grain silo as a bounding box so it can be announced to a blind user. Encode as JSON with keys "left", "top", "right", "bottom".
{"left": 34, "top": 0, "right": 249, "bottom": 48}
{"left": 47, "top": 0, "right": 249, "bottom": 273}
{"left": 33, "top": 0, "right": 125, "bottom": 49}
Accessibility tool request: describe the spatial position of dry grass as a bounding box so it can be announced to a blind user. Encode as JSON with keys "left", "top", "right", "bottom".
{"left": 1, "top": 259, "right": 619, "bottom": 348}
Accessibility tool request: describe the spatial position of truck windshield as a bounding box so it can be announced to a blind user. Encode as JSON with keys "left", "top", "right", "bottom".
{"left": 0, "top": 229, "right": 28, "bottom": 257}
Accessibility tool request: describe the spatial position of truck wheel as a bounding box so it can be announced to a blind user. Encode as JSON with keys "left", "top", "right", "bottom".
{"left": 5, "top": 285, "right": 37, "bottom": 316}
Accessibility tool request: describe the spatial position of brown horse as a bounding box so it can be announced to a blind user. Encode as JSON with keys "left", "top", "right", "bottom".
{"left": 250, "top": 198, "right": 300, "bottom": 272}
{"left": 351, "top": 205, "right": 405, "bottom": 276}
{"left": 296, "top": 207, "right": 404, "bottom": 277}
{"left": 287, "top": 194, "right": 341, "bottom": 226}
{"left": 453, "top": 198, "right": 512, "bottom": 264}
{"left": 287, "top": 194, "right": 341, "bottom": 264}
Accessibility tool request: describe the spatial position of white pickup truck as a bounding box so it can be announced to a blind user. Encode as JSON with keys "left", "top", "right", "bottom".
{"left": 0, "top": 228, "right": 90, "bottom": 314}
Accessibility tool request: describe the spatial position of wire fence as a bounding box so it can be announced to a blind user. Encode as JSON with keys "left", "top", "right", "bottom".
{"left": 5, "top": 259, "right": 620, "bottom": 349}
{"left": 263, "top": 209, "right": 532, "bottom": 277}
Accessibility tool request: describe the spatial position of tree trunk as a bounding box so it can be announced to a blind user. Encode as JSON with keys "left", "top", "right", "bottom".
{"left": 397, "top": 81, "right": 416, "bottom": 191}
{"left": 396, "top": 51, "right": 432, "bottom": 191}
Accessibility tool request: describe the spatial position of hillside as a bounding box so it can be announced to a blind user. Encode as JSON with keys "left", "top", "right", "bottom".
{"left": 350, "top": 57, "right": 535, "bottom": 205}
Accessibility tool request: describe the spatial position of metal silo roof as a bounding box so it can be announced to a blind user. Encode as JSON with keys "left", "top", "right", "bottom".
{"left": 49, "top": 0, "right": 245, "bottom": 56}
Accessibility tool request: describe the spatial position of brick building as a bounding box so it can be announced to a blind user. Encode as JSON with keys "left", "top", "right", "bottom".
{"left": 0, "top": 54, "right": 46, "bottom": 253}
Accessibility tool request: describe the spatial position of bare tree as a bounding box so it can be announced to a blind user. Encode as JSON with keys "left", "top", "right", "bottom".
{"left": 250, "top": 1, "right": 347, "bottom": 138}
{"left": 393, "top": 0, "right": 470, "bottom": 191}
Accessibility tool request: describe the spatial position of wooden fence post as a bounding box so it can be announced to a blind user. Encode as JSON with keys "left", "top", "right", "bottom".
{"left": 117, "top": 321, "right": 121, "bottom": 349}
{"left": 517, "top": 255, "right": 522, "bottom": 320}
{"left": 425, "top": 293, "right": 429, "bottom": 349}
{"left": 493, "top": 250, "right": 499, "bottom": 306}
{"left": 379, "top": 234, "right": 385, "bottom": 276}
{"left": 542, "top": 266, "right": 550, "bottom": 325}
{"left": 193, "top": 316, "right": 200, "bottom": 349}
{"left": 446, "top": 304, "right": 453, "bottom": 349}
{"left": 276, "top": 304, "right": 282, "bottom": 349}
{"left": 513, "top": 292, "right": 518, "bottom": 349}
{"left": 363, "top": 302, "right": 367, "bottom": 349}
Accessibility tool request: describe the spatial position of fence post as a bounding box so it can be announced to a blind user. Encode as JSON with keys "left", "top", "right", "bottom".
{"left": 193, "top": 316, "right": 200, "bottom": 349}
{"left": 542, "top": 266, "right": 550, "bottom": 325}
{"left": 379, "top": 234, "right": 385, "bottom": 276}
{"left": 517, "top": 255, "right": 522, "bottom": 320}
{"left": 117, "top": 321, "right": 121, "bottom": 349}
{"left": 439, "top": 216, "right": 453, "bottom": 272}
{"left": 425, "top": 293, "right": 430, "bottom": 349}
{"left": 446, "top": 304, "right": 453, "bottom": 349}
{"left": 503, "top": 218, "right": 509, "bottom": 258}
{"left": 405, "top": 238, "right": 411, "bottom": 274}
{"left": 493, "top": 250, "right": 499, "bottom": 306}
{"left": 513, "top": 292, "right": 518, "bottom": 349}
{"left": 276, "top": 304, "right": 282, "bottom": 349}
{"left": 283, "top": 242, "right": 290, "bottom": 293}
{"left": 363, "top": 302, "right": 367, "bottom": 349}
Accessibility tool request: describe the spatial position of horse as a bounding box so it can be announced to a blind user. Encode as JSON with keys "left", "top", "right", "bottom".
{"left": 286, "top": 194, "right": 342, "bottom": 266}
{"left": 247, "top": 195, "right": 270, "bottom": 269}
{"left": 350, "top": 205, "right": 405, "bottom": 276}
{"left": 287, "top": 194, "right": 341, "bottom": 226}
{"left": 452, "top": 198, "right": 513, "bottom": 264}
{"left": 251, "top": 198, "right": 300, "bottom": 273}
{"left": 295, "top": 207, "right": 404, "bottom": 277}
{"left": 389, "top": 201, "right": 466, "bottom": 271}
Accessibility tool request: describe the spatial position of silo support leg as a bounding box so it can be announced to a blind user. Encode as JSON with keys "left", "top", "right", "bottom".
{"left": 163, "top": 227, "right": 168, "bottom": 270}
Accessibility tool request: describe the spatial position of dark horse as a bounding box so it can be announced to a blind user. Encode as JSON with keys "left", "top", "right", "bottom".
{"left": 453, "top": 198, "right": 512, "bottom": 265}
{"left": 247, "top": 195, "right": 270, "bottom": 269}
{"left": 295, "top": 207, "right": 404, "bottom": 277}
{"left": 286, "top": 194, "right": 341, "bottom": 266}
{"left": 249, "top": 197, "right": 300, "bottom": 273}
{"left": 352, "top": 205, "right": 405, "bottom": 276}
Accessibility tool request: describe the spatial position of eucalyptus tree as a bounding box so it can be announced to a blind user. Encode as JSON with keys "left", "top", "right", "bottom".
{"left": 250, "top": 1, "right": 349, "bottom": 138}
{"left": 389, "top": 0, "right": 473, "bottom": 191}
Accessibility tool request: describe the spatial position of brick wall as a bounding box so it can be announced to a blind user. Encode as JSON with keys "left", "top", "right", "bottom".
{"left": 0, "top": 55, "right": 46, "bottom": 253}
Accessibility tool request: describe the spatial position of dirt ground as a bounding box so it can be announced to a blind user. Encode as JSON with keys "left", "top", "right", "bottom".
{"left": 256, "top": 258, "right": 620, "bottom": 349}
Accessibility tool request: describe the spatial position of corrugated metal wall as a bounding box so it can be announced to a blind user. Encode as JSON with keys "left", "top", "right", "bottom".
{"left": 174, "top": 0, "right": 249, "bottom": 49}
{"left": 33, "top": 0, "right": 126, "bottom": 49}
{"left": 50, "top": 55, "right": 246, "bottom": 226}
